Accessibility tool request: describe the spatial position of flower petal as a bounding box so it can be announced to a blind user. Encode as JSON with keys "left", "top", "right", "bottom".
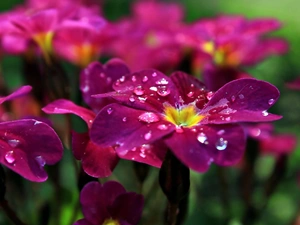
{"left": 0, "top": 119, "right": 63, "bottom": 182}
{"left": 261, "top": 134, "right": 297, "bottom": 156}
{"left": 0, "top": 85, "right": 32, "bottom": 104}
{"left": 80, "top": 59, "right": 130, "bottom": 112}
{"left": 201, "top": 78, "right": 282, "bottom": 123}
{"left": 90, "top": 103, "right": 175, "bottom": 153}
{"left": 73, "top": 219, "right": 93, "bottom": 225}
{"left": 42, "top": 99, "right": 95, "bottom": 128}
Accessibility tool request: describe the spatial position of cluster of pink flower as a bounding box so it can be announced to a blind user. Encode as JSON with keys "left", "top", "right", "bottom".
{"left": 0, "top": 0, "right": 297, "bottom": 225}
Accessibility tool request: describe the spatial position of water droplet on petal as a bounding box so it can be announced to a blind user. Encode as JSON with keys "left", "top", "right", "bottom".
{"left": 215, "top": 138, "right": 228, "bottom": 150}
{"left": 34, "top": 121, "right": 42, "bottom": 125}
{"left": 100, "top": 72, "right": 105, "bottom": 78}
{"left": 35, "top": 156, "right": 46, "bottom": 167}
{"left": 225, "top": 116, "right": 231, "bottom": 121}
{"left": 197, "top": 133, "right": 207, "bottom": 144}
{"left": 176, "top": 126, "right": 184, "bottom": 133}
{"left": 217, "top": 130, "right": 225, "bottom": 135}
{"left": 139, "top": 112, "right": 160, "bottom": 123}
{"left": 268, "top": 99, "right": 275, "bottom": 105}
{"left": 82, "top": 85, "right": 89, "bottom": 93}
{"left": 156, "top": 78, "right": 169, "bottom": 85}
{"left": 129, "top": 95, "right": 135, "bottom": 102}
{"left": 138, "top": 96, "right": 147, "bottom": 103}
{"left": 262, "top": 110, "right": 269, "bottom": 116}
{"left": 5, "top": 151, "right": 15, "bottom": 164}
{"left": 119, "top": 76, "right": 125, "bottom": 82}
{"left": 131, "top": 75, "right": 137, "bottom": 82}
{"left": 206, "top": 91, "right": 214, "bottom": 100}
{"left": 157, "top": 86, "right": 170, "bottom": 96}
{"left": 142, "top": 76, "right": 148, "bottom": 82}
{"left": 149, "top": 86, "right": 158, "bottom": 91}
{"left": 8, "top": 139, "right": 20, "bottom": 148}
{"left": 231, "top": 96, "right": 236, "bottom": 102}
{"left": 238, "top": 94, "right": 244, "bottom": 99}
{"left": 122, "top": 117, "right": 127, "bottom": 122}
{"left": 107, "top": 108, "right": 113, "bottom": 114}
{"left": 152, "top": 72, "right": 157, "bottom": 77}
{"left": 157, "top": 124, "right": 168, "bottom": 130}
{"left": 187, "top": 91, "right": 194, "bottom": 98}
{"left": 144, "top": 132, "right": 152, "bottom": 140}
{"left": 140, "top": 152, "right": 146, "bottom": 158}
{"left": 134, "top": 86, "right": 145, "bottom": 96}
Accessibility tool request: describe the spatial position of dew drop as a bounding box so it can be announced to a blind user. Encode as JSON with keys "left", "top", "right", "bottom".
{"left": 157, "top": 124, "right": 168, "bottom": 130}
{"left": 206, "top": 91, "right": 214, "bottom": 100}
{"left": 176, "top": 126, "right": 184, "bottom": 133}
{"left": 157, "top": 86, "right": 170, "bottom": 96}
{"left": 231, "top": 95, "right": 236, "bottom": 102}
{"left": 138, "top": 96, "right": 147, "bottom": 103}
{"left": 152, "top": 72, "right": 157, "bottom": 77}
{"left": 144, "top": 132, "right": 152, "bottom": 140}
{"left": 5, "top": 151, "right": 15, "bottom": 164}
{"left": 225, "top": 116, "right": 231, "bottom": 121}
{"left": 238, "top": 94, "right": 244, "bottom": 99}
{"left": 82, "top": 85, "right": 89, "bottom": 93}
{"left": 217, "top": 130, "right": 225, "bottom": 135}
{"left": 142, "top": 76, "right": 148, "bottom": 82}
{"left": 129, "top": 95, "right": 135, "bottom": 102}
{"left": 122, "top": 117, "right": 127, "bottom": 122}
{"left": 140, "top": 152, "right": 146, "bottom": 158}
{"left": 268, "top": 99, "right": 275, "bottom": 105}
{"left": 100, "top": 72, "right": 105, "bottom": 78}
{"left": 197, "top": 133, "right": 207, "bottom": 144}
{"left": 187, "top": 91, "right": 194, "bottom": 98}
{"left": 134, "top": 86, "right": 145, "bottom": 95}
{"left": 262, "top": 110, "right": 269, "bottom": 116}
{"left": 156, "top": 78, "right": 169, "bottom": 85}
{"left": 139, "top": 112, "right": 160, "bottom": 123}
{"left": 34, "top": 121, "right": 42, "bottom": 125}
{"left": 35, "top": 156, "right": 46, "bottom": 167}
{"left": 149, "top": 86, "right": 158, "bottom": 91}
{"left": 107, "top": 108, "right": 113, "bottom": 114}
{"left": 119, "top": 76, "right": 125, "bottom": 82}
{"left": 8, "top": 139, "right": 20, "bottom": 148}
{"left": 131, "top": 75, "right": 137, "bottom": 82}
{"left": 215, "top": 138, "right": 228, "bottom": 150}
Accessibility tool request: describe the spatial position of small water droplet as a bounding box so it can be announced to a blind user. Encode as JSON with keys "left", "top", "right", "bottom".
{"left": 131, "top": 76, "right": 137, "bottom": 82}
{"left": 82, "top": 85, "right": 89, "bottom": 93}
{"left": 187, "top": 91, "right": 194, "bottom": 98}
{"left": 142, "top": 76, "right": 148, "bottom": 82}
{"left": 129, "top": 95, "right": 135, "bottom": 102}
{"left": 268, "top": 99, "right": 275, "bottom": 105}
{"left": 34, "top": 121, "right": 42, "bottom": 125}
{"left": 8, "top": 139, "right": 20, "bottom": 148}
{"left": 225, "top": 116, "right": 231, "bottom": 121}
{"left": 144, "top": 132, "right": 152, "bottom": 140}
{"left": 215, "top": 138, "right": 228, "bottom": 150}
{"left": 5, "top": 151, "right": 15, "bottom": 164}
{"left": 206, "top": 91, "right": 214, "bottom": 100}
{"left": 139, "top": 112, "right": 160, "bottom": 123}
{"left": 217, "top": 130, "right": 225, "bottom": 135}
{"left": 176, "top": 126, "right": 184, "bottom": 133}
{"left": 140, "top": 152, "right": 146, "bottom": 158}
{"left": 231, "top": 96, "right": 236, "bottom": 102}
{"left": 35, "top": 156, "right": 46, "bottom": 167}
{"left": 107, "top": 108, "right": 113, "bottom": 114}
{"left": 157, "top": 86, "right": 170, "bottom": 96}
{"left": 238, "top": 94, "right": 244, "bottom": 99}
{"left": 157, "top": 124, "right": 168, "bottom": 130}
{"left": 149, "top": 86, "right": 158, "bottom": 91}
{"left": 100, "top": 72, "right": 105, "bottom": 78}
{"left": 119, "top": 76, "right": 125, "bottom": 82}
{"left": 262, "top": 110, "right": 269, "bottom": 116}
{"left": 138, "top": 96, "right": 147, "bottom": 103}
{"left": 134, "top": 86, "right": 145, "bottom": 96}
{"left": 152, "top": 72, "right": 157, "bottom": 77}
{"left": 122, "top": 117, "right": 127, "bottom": 122}
{"left": 197, "top": 133, "right": 207, "bottom": 143}
{"left": 156, "top": 78, "right": 169, "bottom": 85}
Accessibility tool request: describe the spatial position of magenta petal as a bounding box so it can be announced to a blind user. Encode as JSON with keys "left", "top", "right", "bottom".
{"left": 0, "top": 85, "right": 32, "bottom": 104}
{"left": 261, "top": 134, "right": 297, "bottom": 156}
{"left": 82, "top": 141, "right": 119, "bottom": 178}
{"left": 110, "top": 193, "right": 144, "bottom": 225}
{"left": 201, "top": 78, "right": 282, "bottom": 123}
{"left": 42, "top": 99, "right": 95, "bottom": 128}
{"left": 0, "top": 119, "right": 63, "bottom": 182}
{"left": 72, "top": 131, "right": 89, "bottom": 160}
{"left": 73, "top": 219, "right": 93, "bottom": 225}
{"left": 106, "top": 69, "right": 180, "bottom": 111}
{"left": 119, "top": 141, "right": 168, "bottom": 168}
{"left": 286, "top": 78, "right": 300, "bottom": 90}
{"left": 244, "top": 18, "right": 282, "bottom": 35}
{"left": 80, "top": 59, "right": 130, "bottom": 112}
{"left": 91, "top": 103, "right": 174, "bottom": 153}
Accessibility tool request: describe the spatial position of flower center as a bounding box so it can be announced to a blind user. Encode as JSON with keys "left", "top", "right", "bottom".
{"left": 33, "top": 31, "right": 54, "bottom": 63}
{"left": 164, "top": 104, "right": 204, "bottom": 127}
{"left": 102, "top": 218, "right": 120, "bottom": 225}
{"left": 73, "top": 43, "right": 98, "bottom": 67}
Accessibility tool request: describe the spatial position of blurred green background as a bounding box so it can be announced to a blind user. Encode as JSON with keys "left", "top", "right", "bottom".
{"left": 1, "top": 1, "right": 300, "bottom": 225}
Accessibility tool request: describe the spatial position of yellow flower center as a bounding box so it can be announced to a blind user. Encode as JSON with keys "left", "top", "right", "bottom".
{"left": 201, "top": 41, "right": 240, "bottom": 67}
{"left": 164, "top": 104, "right": 204, "bottom": 127}
{"left": 33, "top": 31, "right": 54, "bottom": 63}
{"left": 102, "top": 218, "right": 120, "bottom": 225}
{"left": 73, "top": 43, "right": 98, "bottom": 68}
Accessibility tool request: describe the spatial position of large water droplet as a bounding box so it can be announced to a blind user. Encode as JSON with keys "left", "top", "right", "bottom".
{"left": 134, "top": 86, "right": 145, "bottom": 96}
{"left": 8, "top": 139, "right": 20, "bottom": 148}
{"left": 156, "top": 78, "right": 169, "bottom": 85}
{"left": 35, "top": 156, "right": 46, "bottom": 167}
{"left": 197, "top": 133, "right": 207, "bottom": 143}
{"left": 107, "top": 108, "right": 113, "bottom": 114}
{"left": 139, "top": 112, "right": 160, "bottom": 123}
{"left": 144, "top": 132, "right": 152, "bottom": 140}
{"left": 157, "top": 86, "right": 170, "bottom": 96}
{"left": 5, "top": 151, "right": 15, "bottom": 164}
{"left": 142, "top": 76, "right": 148, "bottom": 82}
{"left": 262, "top": 110, "right": 269, "bottom": 116}
{"left": 268, "top": 99, "right": 275, "bottom": 105}
{"left": 215, "top": 138, "right": 228, "bottom": 150}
